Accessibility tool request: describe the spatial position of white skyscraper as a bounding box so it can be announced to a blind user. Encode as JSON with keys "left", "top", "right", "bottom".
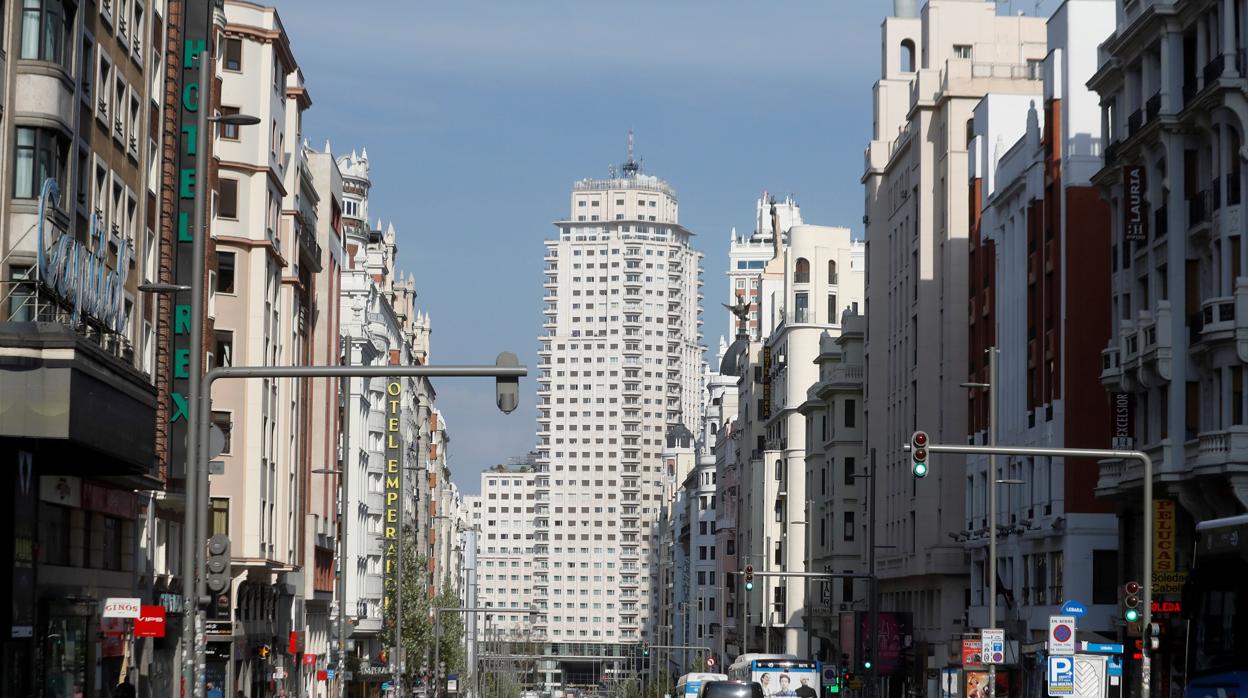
{"left": 533, "top": 141, "right": 704, "bottom": 689}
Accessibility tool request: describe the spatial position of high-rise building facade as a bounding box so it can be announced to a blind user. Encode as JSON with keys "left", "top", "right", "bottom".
{"left": 1089, "top": 0, "right": 1248, "bottom": 690}
{"left": 967, "top": 0, "right": 1121, "bottom": 682}
{"left": 532, "top": 147, "right": 703, "bottom": 689}
{"left": 862, "top": 0, "right": 1046, "bottom": 687}
{"left": 474, "top": 465, "right": 537, "bottom": 641}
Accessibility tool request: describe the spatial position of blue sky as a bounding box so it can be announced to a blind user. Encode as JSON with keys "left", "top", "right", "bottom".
{"left": 281, "top": 0, "right": 1062, "bottom": 495}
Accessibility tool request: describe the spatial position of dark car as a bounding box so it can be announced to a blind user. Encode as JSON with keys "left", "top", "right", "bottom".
{"left": 697, "top": 680, "right": 766, "bottom": 698}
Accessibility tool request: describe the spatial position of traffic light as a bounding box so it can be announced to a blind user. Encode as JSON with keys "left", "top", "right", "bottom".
{"left": 641, "top": 643, "right": 649, "bottom": 657}
{"left": 863, "top": 659, "right": 873, "bottom": 671}
{"left": 910, "top": 431, "right": 929, "bottom": 478}
{"left": 745, "top": 565, "right": 755, "bottom": 591}
{"left": 1147, "top": 622, "right": 1161, "bottom": 651}
{"left": 1122, "top": 581, "right": 1143, "bottom": 635}
{"left": 206, "top": 534, "right": 231, "bottom": 596}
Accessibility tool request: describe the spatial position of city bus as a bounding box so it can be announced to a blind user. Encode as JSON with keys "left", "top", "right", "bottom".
{"left": 675, "top": 672, "right": 728, "bottom": 696}
{"left": 726, "top": 654, "right": 820, "bottom": 696}
{"left": 1183, "top": 513, "right": 1248, "bottom": 698}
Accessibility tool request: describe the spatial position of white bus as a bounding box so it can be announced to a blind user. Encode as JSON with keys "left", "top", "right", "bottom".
{"left": 726, "top": 654, "right": 820, "bottom": 696}
{"left": 675, "top": 672, "right": 729, "bottom": 696}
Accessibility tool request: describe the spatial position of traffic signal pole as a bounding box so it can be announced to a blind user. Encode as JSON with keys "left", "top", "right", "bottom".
{"left": 906, "top": 440, "right": 1154, "bottom": 696}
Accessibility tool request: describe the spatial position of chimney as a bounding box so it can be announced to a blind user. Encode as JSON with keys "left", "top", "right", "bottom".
{"left": 894, "top": 0, "right": 918, "bottom": 17}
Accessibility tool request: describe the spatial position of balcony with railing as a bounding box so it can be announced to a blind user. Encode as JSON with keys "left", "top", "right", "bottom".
{"left": 1199, "top": 295, "right": 1236, "bottom": 344}
{"left": 297, "top": 223, "right": 322, "bottom": 273}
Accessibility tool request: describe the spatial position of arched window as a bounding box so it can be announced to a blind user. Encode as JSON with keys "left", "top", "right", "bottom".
{"left": 828, "top": 260, "right": 838, "bottom": 285}
{"left": 900, "top": 39, "right": 916, "bottom": 73}
{"left": 795, "top": 257, "right": 810, "bottom": 283}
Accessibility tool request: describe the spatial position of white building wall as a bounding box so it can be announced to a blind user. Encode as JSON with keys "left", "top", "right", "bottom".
{"left": 532, "top": 162, "right": 704, "bottom": 664}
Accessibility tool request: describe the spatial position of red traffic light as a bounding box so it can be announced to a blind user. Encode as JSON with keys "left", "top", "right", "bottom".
{"left": 913, "top": 432, "right": 928, "bottom": 447}
{"left": 1125, "top": 580, "right": 1140, "bottom": 595}
{"left": 745, "top": 564, "right": 754, "bottom": 580}
{"left": 913, "top": 448, "right": 928, "bottom": 461}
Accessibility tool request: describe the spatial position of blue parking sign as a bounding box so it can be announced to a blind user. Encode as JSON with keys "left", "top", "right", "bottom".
{"left": 1047, "top": 656, "right": 1074, "bottom": 696}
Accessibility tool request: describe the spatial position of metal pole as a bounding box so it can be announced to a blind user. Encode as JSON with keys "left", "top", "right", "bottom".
{"left": 742, "top": 571, "right": 749, "bottom": 655}
{"left": 434, "top": 612, "right": 441, "bottom": 698}
{"left": 868, "top": 448, "right": 878, "bottom": 698}
{"left": 764, "top": 535, "right": 771, "bottom": 654}
{"left": 339, "top": 372, "right": 349, "bottom": 698}
{"left": 181, "top": 47, "right": 210, "bottom": 698}
{"left": 988, "top": 347, "right": 999, "bottom": 698}
{"left": 909, "top": 441, "right": 1154, "bottom": 694}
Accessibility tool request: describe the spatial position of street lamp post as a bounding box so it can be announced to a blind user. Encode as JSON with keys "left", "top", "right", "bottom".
{"left": 962, "top": 348, "right": 1026, "bottom": 698}
{"left": 311, "top": 372, "right": 351, "bottom": 698}
{"left": 187, "top": 360, "right": 525, "bottom": 691}
{"left": 178, "top": 46, "right": 261, "bottom": 698}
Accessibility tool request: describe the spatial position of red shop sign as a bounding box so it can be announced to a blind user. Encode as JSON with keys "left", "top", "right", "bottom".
{"left": 135, "top": 606, "right": 167, "bottom": 638}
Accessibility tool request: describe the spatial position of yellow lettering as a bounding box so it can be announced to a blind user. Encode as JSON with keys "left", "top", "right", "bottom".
{"left": 388, "top": 418, "right": 399, "bottom": 432}
{"left": 389, "top": 399, "right": 399, "bottom": 415}
{"left": 387, "top": 434, "right": 400, "bottom": 448}
{"left": 386, "top": 476, "right": 399, "bottom": 489}
{"left": 387, "top": 459, "right": 399, "bottom": 473}
{"left": 387, "top": 381, "right": 401, "bottom": 396}
{"left": 385, "top": 525, "right": 396, "bottom": 539}
{"left": 387, "top": 492, "right": 398, "bottom": 504}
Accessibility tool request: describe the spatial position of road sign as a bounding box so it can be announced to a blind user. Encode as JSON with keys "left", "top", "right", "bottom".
{"left": 1049, "top": 615, "right": 1077, "bottom": 655}
{"left": 381, "top": 682, "right": 392, "bottom": 691}
{"left": 1060, "top": 600, "right": 1088, "bottom": 617}
{"left": 327, "top": 668, "right": 335, "bottom": 680}
{"left": 1080, "top": 642, "right": 1123, "bottom": 655}
{"left": 706, "top": 657, "right": 716, "bottom": 668}
{"left": 102, "top": 598, "right": 142, "bottom": 618}
{"left": 981, "top": 629, "right": 1005, "bottom": 665}
{"left": 447, "top": 677, "right": 458, "bottom": 692}
{"left": 1047, "top": 656, "right": 1074, "bottom": 696}
{"left": 273, "top": 668, "right": 287, "bottom": 680}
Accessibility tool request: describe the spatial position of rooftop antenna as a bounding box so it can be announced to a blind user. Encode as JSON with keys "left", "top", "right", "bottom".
{"left": 622, "top": 129, "right": 640, "bottom": 177}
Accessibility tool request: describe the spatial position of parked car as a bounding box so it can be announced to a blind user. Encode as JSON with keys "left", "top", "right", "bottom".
{"left": 697, "top": 680, "right": 766, "bottom": 698}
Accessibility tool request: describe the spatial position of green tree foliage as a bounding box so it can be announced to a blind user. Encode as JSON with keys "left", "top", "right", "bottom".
{"left": 383, "top": 544, "right": 432, "bottom": 674}
{"left": 434, "top": 574, "right": 466, "bottom": 675}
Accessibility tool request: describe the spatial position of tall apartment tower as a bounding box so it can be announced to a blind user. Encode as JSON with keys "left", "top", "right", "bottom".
{"left": 862, "top": 0, "right": 1046, "bottom": 683}
{"left": 533, "top": 142, "right": 704, "bottom": 690}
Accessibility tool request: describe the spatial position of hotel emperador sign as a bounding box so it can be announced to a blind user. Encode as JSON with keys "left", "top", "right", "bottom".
{"left": 383, "top": 380, "right": 403, "bottom": 627}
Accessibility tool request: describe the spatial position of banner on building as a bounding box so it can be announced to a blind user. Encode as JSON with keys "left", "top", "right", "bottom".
{"left": 761, "top": 346, "right": 772, "bottom": 419}
{"left": 1110, "top": 393, "right": 1134, "bottom": 449}
{"left": 1124, "top": 166, "right": 1148, "bottom": 242}
{"left": 1153, "top": 499, "right": 1176, "bottom": 576}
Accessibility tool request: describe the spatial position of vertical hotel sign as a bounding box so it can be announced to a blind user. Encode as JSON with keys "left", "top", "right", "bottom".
{"left": 383, "top": 381, "right": 402, "bottom": 631}
{"left": 1123, "top": 166, "right": 1147, "bottom": 242}
{"left": 761, "top": 346, "right": 772, "bottom": 419}
{"left": 166, "top": 0, "right": 215, "bottom": 478}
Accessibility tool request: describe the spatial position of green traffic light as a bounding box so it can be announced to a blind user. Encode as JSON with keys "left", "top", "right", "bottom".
{"left": 913, "top": 462, "right": 928, "bottom": 478}
{"left": 1125, "top": 608, "right": 1140, "bottom": 622}
{"left": 864, "top": 661, "right": 873, "bottom": 670}
{"left": 745, "top": 581, "right": 754, "bottom": 591}
{"left": 830, "top": 683, "right": 840, "bottom": 694}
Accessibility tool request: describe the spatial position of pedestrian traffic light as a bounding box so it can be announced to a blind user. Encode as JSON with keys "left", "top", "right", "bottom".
{"left": 910, "top": 431, "right": 929, "bottom": 478}
{"left": 745, "top": 564, "right": 755, "bottom": 591}
{"left": 206, "top": 534, "right": 231, "bottom": 595}
{"left": 1147, "top": 622, "right": 1161, "bottom": 651}
{"left": 829, "top": 676, "right": 840, "bottom": 694}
